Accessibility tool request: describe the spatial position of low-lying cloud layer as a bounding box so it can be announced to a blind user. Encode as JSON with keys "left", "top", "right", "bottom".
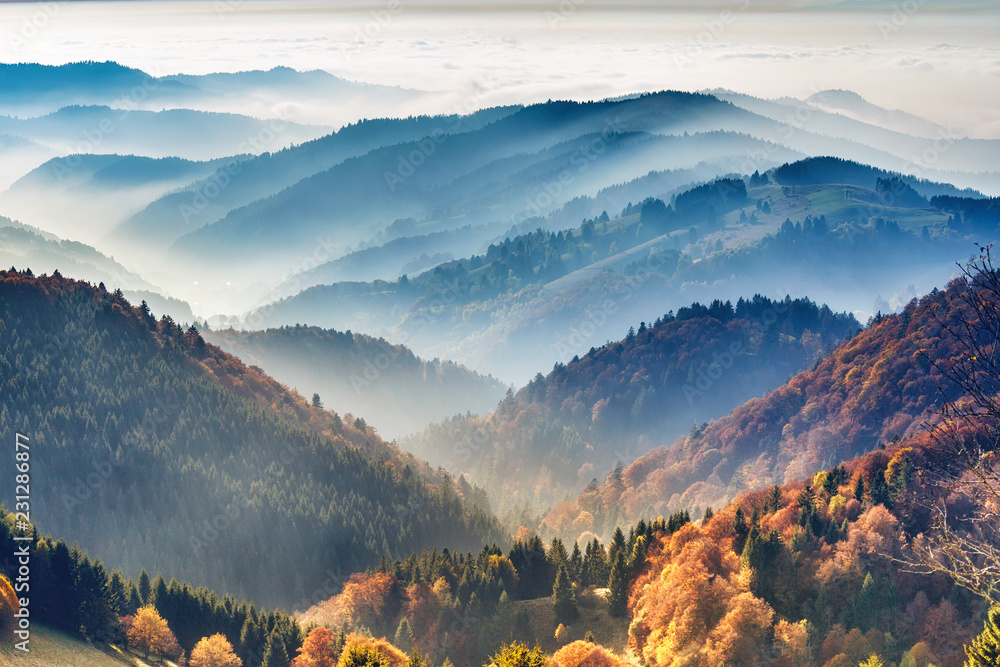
{"left": 1, "top": 1, "right": 997, "bottom": 137}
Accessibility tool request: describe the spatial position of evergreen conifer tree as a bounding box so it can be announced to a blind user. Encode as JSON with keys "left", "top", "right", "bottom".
{"left": 552, "top": 563, "right": 578, "bottom": 623}
{"left": 608, "top": 551, "right": 628, "bottom": 618}
{"left": 966, "top": 606, "right": 1000, "bottom": 666}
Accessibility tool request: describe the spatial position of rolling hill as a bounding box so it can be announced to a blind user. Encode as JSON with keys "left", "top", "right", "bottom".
{"left": 107, "top": 105, "right": 520, "bottom": 271}
{"left": 0, "top": 61, "right": 428, "bottom": 127}
{"left": 401, "top": 294, "right": 859, "bottom": 514}
{"left": 0, "top": 270, "right": 506, "bottom": 609}
{"left": 248, "top": 160, "right": 986, "bottom": 384}
{"left": 0, "top": 105, "right": 329, "bottom": 162}
{"left": 205, "top": 325, "right": 509, "bottom": 440}
{"left": 0, "top": 154, "right": 241, "bottom": 244}
{"left": 542, "top": 270, "right": 979, "bottom": 541}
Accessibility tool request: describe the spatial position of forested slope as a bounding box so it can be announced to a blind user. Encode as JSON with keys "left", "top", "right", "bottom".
{"left": 403, "top": 295, "right": 859, "bottom": 516}
{"left": 0, "top": 270, "right": 506, "bottom": 609}
{"left": 549, "top": 276, "right": 974, "bottom": 539}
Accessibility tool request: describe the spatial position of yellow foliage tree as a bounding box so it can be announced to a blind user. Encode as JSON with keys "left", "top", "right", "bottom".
{"left": 127, "top": 605, "right": 177, "bottom": 659}
{"left": 774, "top": 619, "right": 810, "bottom": 667}
{"left": 339, "top": 643, "right": 386, "bottom": 667}
{"left": 189, "top": 633, "right": 243, "bottom": 667}
{"left": 341, "top": 633, "right": 406, "bottom": 667}
{"left": 549, "top": 640, "right": 623, "bottom": 667}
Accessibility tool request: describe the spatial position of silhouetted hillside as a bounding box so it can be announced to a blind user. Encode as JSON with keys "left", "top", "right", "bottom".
{"left": 206, "top": 325, "right": 508, "bottom": 439}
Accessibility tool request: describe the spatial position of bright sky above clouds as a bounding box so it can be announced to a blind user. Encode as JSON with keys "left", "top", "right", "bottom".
{"left": 1, "top": 0, "right": 998, "bottom": 137}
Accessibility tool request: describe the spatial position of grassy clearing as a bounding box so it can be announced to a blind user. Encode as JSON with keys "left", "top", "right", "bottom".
{"left": 512, "top": 587, "right": 629, "bottom": 656}
{"left": 0, "top": 625, "right": 179, "bottom": 667}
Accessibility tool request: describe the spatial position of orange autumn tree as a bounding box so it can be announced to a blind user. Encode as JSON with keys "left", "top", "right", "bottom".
{"left": 127, "top": 605, "right": 179, "bottom": 659}
{"left": 311, "top": 573, "right": 399, "bottom": 631}
{"left": 629, "top": 523, "right": 739, "bottom": 665}
{"left": 189, "top": 633, "right": 243, "bottom": 667}
{"left": 0, "top": 574, "right": 18, "bottom": 640}
{"left": 549, "top": 640, "right": 623, "bottom": 667}
{"left": 293, "top": 627, "right": 340, "bottom": 667}
{"left": 702, "top": 592, "right": 774, "bottom": 665}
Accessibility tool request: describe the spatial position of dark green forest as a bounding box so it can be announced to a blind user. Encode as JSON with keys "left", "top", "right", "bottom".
{"left": 0, "top": 508, "right": 306, "bottom": 666}
{"left": 0, "top": 270, "right": 507, "bottom": 609}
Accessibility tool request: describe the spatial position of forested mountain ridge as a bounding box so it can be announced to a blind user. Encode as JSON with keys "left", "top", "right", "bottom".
{"left": 251, "top": 158, "right": 984, "bottom": 384}
{"left": 205, "top": 324, "right": 508, "bottom": 439}
{"left": 0, "top": 153, "right": 243, "bottom": 244}
{"left": 111, "top": 106, "right": 520, "bottom": 261}
{"left": 401, "top": 295, "right": 859, "bottom": 517}
{"left": 0, "top": 270, "right": 506, "bottom": 609}
{"left": 0, "top": 61, "right": 427, "bottom": 125}
{"left": 548, "top": 274, "right": 976, "bottom": 539}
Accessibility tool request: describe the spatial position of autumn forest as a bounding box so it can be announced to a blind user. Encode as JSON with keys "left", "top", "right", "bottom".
{"left": 2, "top": 11, "right": 1000, "bottom": 667}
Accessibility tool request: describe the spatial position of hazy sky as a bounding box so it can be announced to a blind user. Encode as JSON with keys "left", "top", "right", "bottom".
{"left": 1, "top": 0, "right": 998, "bottom": 137}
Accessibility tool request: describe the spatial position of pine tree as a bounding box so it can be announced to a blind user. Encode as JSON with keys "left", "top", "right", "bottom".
{"left": 966, "top": 606, "right": 1000, "bottom": 666}
{"left": 138, "top": 569, "right": 151, "bottom": 605}
{"left": 127, "top": 582, "right": 143, "bottom": 615}
{"left": 608, "top": 551, "right": 628, "bottom": 618}
{"left": 853, "top": 474, "right": 866, "bottom": 503}
{"left": 393, "top": 617, "right": 414, "bottom": 652}
{"left": 548, "top": 538, "right": 568, "bottom": 569}
{"left": 552, "top": 563, "right": 578, "bottom": 623}
{"left": 733, "top": 507, "right": 750, "bottom": 554}
{"left": 609, "top": 527, "right": 626, "bottom": 563}
{"left": 856, "top": 572, "right": 879, "bottom": 631}
{"left": 666, "top": 510, "right": 690, "bottom": 534}
{"left": 149, "top": 575, "right": 168, "bottom": 613}
{"left": 569, "top": 542, "right": 583, "bottom": 582}
{"left": 262, "top": 631, "right": 289, "bottom": 667}
{"left": 239, "top": 615, "right": 265, "bottom": 666}
{"left": 47, "top": 541, "right": 77, "bottom": 633}
{"left": 107, "top": 571, "right": 128, "bottom": 616}
{"left": 77, "top": 557, "right": 117, "bottom": 641}
{"left": 868, "top": 469, "right": 892, "bottom": 507}
{"left": 768, "top": 485, "right": 782, "bottom": 512}
{"left": 582, "top": 538, "right": 609, "bottom": 588}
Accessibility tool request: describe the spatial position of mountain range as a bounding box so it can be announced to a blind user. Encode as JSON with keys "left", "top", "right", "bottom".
{"left": 2, "top": 59, "right": 1000, "bottom": 667}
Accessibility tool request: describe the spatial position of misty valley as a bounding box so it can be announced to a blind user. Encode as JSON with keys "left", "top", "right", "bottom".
{"left": 1, "top": 20, "right": 1000, "bottom": 667}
